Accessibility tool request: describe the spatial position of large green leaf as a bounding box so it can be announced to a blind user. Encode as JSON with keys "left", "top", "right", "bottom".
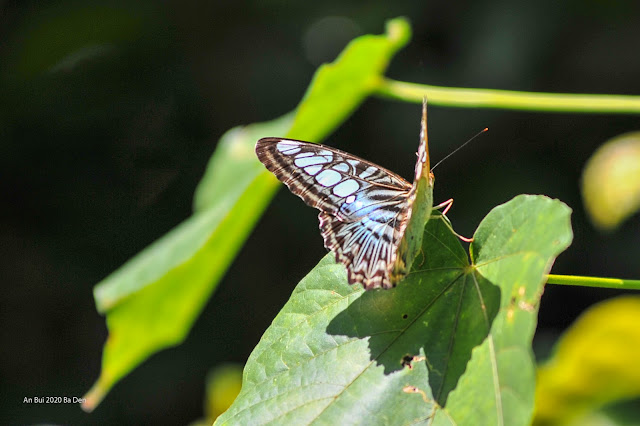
{"left": 84, "top": 116, "right": 288, "bottom": 410}
{"left": 84, "top": 18, "right": 411, "bottom": 410}
{"left": 216, "top": 195, "right": 573, "bottom": 425}
{"left": 442, "top": 195, "right": 573, "bottom": 425}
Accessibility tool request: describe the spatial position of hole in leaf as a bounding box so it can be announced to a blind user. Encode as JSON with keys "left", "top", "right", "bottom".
{"left": 401, "top": 355, "right": 414, "bottom": 369}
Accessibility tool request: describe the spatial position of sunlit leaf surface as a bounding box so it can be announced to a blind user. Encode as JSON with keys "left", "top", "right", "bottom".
{"left": 217, "top": 195, "right": 572, "bottom": 425}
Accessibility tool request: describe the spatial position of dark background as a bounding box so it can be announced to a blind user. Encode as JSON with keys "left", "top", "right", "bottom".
{"left": 2, "top": 1, "right": 639, "bottom": 424}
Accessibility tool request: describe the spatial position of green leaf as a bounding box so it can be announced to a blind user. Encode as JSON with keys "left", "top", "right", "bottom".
{"left": 581, "top": 132, "right": 640, "bottom": 231}
{"left": 84, "top": 116, "right": 286, "bottom": 410}
{"left": 193, "top": 113, "right": 294, "bottom": 212}
{"left": 216, "top": 195, "right": 573, "bottom": 425}
{"left": 84, "top": 18, "right": 411, "bottom": 411}
{"left": 534, "top": 296, "right": 640, "bottom": 425}
{"left": 286, "top": 17, "right": 411, "bottom": 141}
{"left": 442, "top": 195, "right": 573, "bottom": 425}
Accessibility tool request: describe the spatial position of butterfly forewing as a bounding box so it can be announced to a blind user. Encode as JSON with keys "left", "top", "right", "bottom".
{"left": 256, "top": 138, "right": 412, "bottom": 289}
{"left": 256, "top": 139, "right": 410, "bottom": 212}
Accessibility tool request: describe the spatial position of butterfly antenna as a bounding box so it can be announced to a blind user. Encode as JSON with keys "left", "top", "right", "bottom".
{"left": 431, "top": 127, "right": 489, "bottom": 171}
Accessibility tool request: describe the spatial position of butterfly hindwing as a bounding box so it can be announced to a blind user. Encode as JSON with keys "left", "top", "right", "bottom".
{"left": 319, "top": 208, "right": 403, "bottom": 290}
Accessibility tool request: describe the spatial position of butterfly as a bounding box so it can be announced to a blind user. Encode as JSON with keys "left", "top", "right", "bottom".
{"left": 256, "top": 100, "right": 452, "bottom": 290}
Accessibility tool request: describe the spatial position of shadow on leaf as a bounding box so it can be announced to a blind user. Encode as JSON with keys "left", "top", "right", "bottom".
{"left": 326, "top": 217, "right": 500, "bottom": 406}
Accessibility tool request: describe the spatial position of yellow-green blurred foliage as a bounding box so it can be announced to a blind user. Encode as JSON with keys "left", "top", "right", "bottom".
{"left": 190, "top": 363, "right": 243, "bottom": 426}
{"left": 534, "top": 296, "right": 640, "bottom": 425}
{"left": 206, "top": 364, "right": 243, "bottom": 422}
{"left": 582, "top": 133, "right": 640, "bottom": 231}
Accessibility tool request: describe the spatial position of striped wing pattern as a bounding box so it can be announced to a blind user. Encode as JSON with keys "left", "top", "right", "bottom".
{"left": 256, "top": 139, "right": 412, "bottom": 290}
{"left": 255, "top": 102, "right": 432, "bottom": 290}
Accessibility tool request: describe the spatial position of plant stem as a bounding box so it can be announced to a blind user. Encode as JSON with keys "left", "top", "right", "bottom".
{"left": 547, "top": 274, "right": 640, "bottom": 290}
{"left": 376, "top": 78, "right": 640, "bottom": 114}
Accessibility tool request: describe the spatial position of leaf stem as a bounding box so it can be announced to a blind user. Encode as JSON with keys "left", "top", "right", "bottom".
{"left": 376, "top": 78, "right": 640, "bottom": 114}
{"left": 547, "top": 274, "right": 640, "bottom": 290}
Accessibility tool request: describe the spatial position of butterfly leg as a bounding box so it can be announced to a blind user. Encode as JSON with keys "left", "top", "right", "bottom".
{"left": 430, "top": 206, "right": 474, "bottom": 243}
{"left": 433, "top": 198, "right": 454, "bottom": 215}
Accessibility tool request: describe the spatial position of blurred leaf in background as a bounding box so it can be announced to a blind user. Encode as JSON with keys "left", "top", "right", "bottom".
{"left": 534, "top": 296, "right": 640, "bottom": 425}
{"left": 190, "top": 363, "right": 243, "bottom": 426}
{"left": 582, "top": 132, "right": 640, "bottom": 231}
{"left": 84, "top": 18, "right": 411, "bottom": 410}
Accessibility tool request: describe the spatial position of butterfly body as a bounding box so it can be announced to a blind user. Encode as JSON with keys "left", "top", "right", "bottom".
{"left": 256, "top": 100, "right": 434, "bottom": 290}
